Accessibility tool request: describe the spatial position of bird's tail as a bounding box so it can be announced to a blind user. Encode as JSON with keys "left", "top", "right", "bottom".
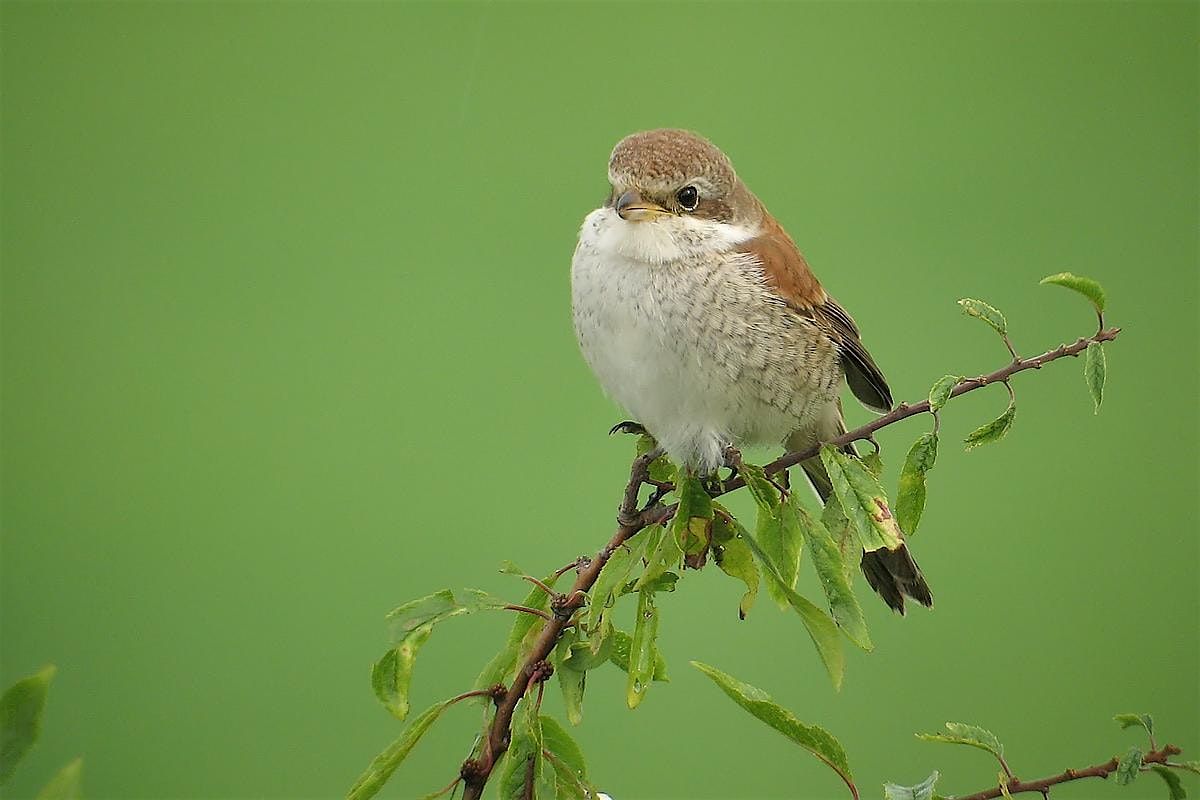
{"left": 790, "top": 419, "right": 933, "bottom": 615}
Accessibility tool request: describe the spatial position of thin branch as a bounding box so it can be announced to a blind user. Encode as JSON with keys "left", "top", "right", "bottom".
{"left": 503, "top": 604, "right": 554, "bottom": 622}
{"left": 954, "top": 744, "right": 1181, "bottom": 800}
{"left": 458, "top": 325, "right": 1123, "bottom": 800}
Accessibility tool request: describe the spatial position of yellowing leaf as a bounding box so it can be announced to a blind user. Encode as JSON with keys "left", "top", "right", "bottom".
{"left": 712, "top": 513, "right": 760, "bottom": 619}
{"left": 819, "top": 446, "right": 903, "bottom": 553}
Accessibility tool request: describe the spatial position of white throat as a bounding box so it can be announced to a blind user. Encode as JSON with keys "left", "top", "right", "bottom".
{"left": 579, "top": 207, "right": 756, "bottom": 266}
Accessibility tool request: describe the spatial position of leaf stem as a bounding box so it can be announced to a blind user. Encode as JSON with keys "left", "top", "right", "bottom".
{"left": 503, "top": 604, "right": 554, "bottom": 621}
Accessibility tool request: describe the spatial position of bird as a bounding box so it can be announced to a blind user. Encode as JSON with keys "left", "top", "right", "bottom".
{"left": 570, "top": 128, "right": 932, "bottom": 614}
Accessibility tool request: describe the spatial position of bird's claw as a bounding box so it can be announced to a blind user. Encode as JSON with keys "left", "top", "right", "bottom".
{"left": 609, "top": 420, "right": 647, "bottom": 436}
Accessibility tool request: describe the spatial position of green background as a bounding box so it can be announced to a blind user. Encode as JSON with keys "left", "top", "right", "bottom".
{"left": 2, "top": 2, "right": 1196, "bottom": 798}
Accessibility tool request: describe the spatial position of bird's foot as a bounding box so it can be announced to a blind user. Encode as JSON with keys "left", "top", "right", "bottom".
{"left": 609, "top": 420, "right": 647, "bottom": 436}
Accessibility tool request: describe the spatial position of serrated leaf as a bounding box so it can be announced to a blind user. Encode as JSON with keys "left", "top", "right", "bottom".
{"left": 1040, "top": 271, "right": 1107, "bottom": 313}
{"left": 1151, "top": 766, "right": 1187, "bottom": 800}
{"left": 0, "top": 664, "right": 56, "bottom": 785}
{"left": 964, "top": 398, "right": 1016, "bottom": 451}
{"left": 584, "top": 528, "right": 652, "bottom": 646}
{"left": 732, "top": 513, "right": 844, "bottom": 689}
{"left": 626, "top": 590, "right": 660, "bottom": 709}
{"left": 958, "top": 298, "right": 1008, "bottom": 336}
{"left": 347, "top": 698, "right": 456, "bottom": 800}
{"left": 1113, "top": 713, "right": 1154, "bottom": 736}
{"left": 1116, "top": 746, "right": 1143, "bottom": 785}
{"left": 820, "top": 446, "right": 903, "bottom": 553}
{"left": 35, "top": 758, "right": 82, "bottom": 800}
{"left": 712, "top": 513, "right": 760, "bottom": 619}
{"left": 862, "top": 451, "right": 884, "bottom": 478}
{"left": 498, "top": 560, "right": 525, "bottom": 576}
{"left": 916, "top": 722, "right": 1005, "bottom": 760}
{"left": 475, "top": 571, "right": 561, "bottom": 690}
{"left": 884, "top": 771, "right": 940, "bottom": 800}
{"left": 541, "top": 716, "right": 593, "bottom": 799}
{"left": 793, "top": 503, "right": 872, "bottom": 651}
{"left": 1085, "top": 341, "right": 1106, "bottom": 413}
{"left": 1178, "top": 761, "right": 1200, "bottom": 775}
{"left": 691, "top": 662, "right": 854, "bottom": 795}
{"left": 896, "top": 433, "right": 938, "bottom": 535}
{"left": 929, "top": 375, "right": 961, "bottom": 412}
{"left": 372, "top": 622, "right": 434, "bottom": 720}
{"left": 606, "top": 629, "right": 669, "bottom": 682}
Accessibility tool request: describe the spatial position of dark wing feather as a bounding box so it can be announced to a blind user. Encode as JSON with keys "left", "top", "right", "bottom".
{"left": 815, "top": 297, "right": 893, "bottom": 413}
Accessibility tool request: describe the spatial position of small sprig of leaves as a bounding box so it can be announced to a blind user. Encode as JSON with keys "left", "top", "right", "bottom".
{"left": 348, "top": 274, "right": 1122, "bottom": 800}
{"left": 694, "top": 666, "right": 1195, "bottom": 800}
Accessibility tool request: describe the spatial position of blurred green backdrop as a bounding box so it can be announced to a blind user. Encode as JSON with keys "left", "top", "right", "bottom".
{"left": 2, "top": 2, "right": 1196, "bottom": 799}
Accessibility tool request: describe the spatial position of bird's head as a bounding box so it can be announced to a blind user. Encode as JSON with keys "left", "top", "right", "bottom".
{"left": 605, "top": 129, "right": 761, "bottom": 230}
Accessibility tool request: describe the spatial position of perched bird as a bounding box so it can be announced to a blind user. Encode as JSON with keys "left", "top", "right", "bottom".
{"left": 570, "top": 128, "right": 931, "bottom": 613}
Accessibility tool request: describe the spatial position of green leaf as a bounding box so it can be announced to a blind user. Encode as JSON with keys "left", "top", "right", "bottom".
{"left": 1150, "top": 766, "right": 1187, "bottom": 800}
{"left": 691, "top": 662, "right": 854, "bottom": 796}
{"left": 541, "top": 716, "right": 593, "bottom": 799}
{"left": 553, "top": 630, "right": 588, "bottom": 726}
{"left": 916, "top": 722, "right": 1005, "bottom": 761}
{"left": 636, "top": 433, "right": 676, "bottom": 483}
{"left": 819, "top": 446, "right": 903, "bottom": 553}
{"left": 1178, "top": 761, "right": 1200, "bottom": 776}
{"left": 884, "top": 771, "right": 940, "bottom": 800}
{"left": 0, "top": 664, "right": 56, "bottom": 785}
{"left": 1085, "top": 341, "right": 1106, "bottom": 413}
{"left": 376, "top": 589, "right": 505, "bottom": 719}
{"left": 372, "top": 622, "right": 434, "bottom": 720}
{"left": 475, "top": 571, "right": 561, "bottom": 690}
{"left": 347, "top": 698, "right": 456, "bottom": 800}
{"left": 606, "top": 629, "right": 669, "bottom": 682}
{"left": 896, "top": 433, "right": 938, "bottom": 535}
{"left": 626, "top": 589, "right": 660, "bottom": 709}
{"left": 1040, "top": 271, "right": 1107, "bottom": 313}
{"left": 820, "top": 499, "right": 857, "bottom": 582}
{"left": 740, "top": 462, "right": 781, "bottom": 511}
{"left": 958, "top": 298, "right": 1008, "bottom": 336}
{"left": 712, "top": 513, "right": 761, "bottom": 619}
{"left": 1116, "top": 746, "right": 1143, "bottom": 785}
{"left": 793, "top": 503, "right": 871, "bottom": 651}
{"left": 862, "top": 451, "right": 884, "bottom": 478}
{"left": 583, "top": 528, "right": 652, "bottom": 646}
{"left": 35, "top": 758, "right": 82, "bottom": 800}
{"left": 929, "top": 375, "right": 961, "bottom": 412}
{"left": 964, "top": 397, "right": 1016, "bottom": 451}
{"left": 499, "top": 697, "right": 554, "bottom": 800}
{"left": 386, "top": 588, "right": 505, "bottom": 638}
{"left": 733, "top": 514, "right": 845, "bottom": 690}
{"left": 1114, "top": 713, "right": 1154, "bottom": 736}
{"left": 639, "top": 473, "right": 710, "bottom": 588}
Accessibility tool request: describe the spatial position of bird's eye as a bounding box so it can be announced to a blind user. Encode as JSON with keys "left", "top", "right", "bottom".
{"left": 676, "top": 185, "right": 699, "bottom": 211}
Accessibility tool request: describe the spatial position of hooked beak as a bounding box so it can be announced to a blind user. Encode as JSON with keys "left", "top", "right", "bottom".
{"left": 615, "top": 190, "right": 670, "bottom": 222}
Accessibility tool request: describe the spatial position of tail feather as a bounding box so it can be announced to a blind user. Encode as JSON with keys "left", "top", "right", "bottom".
{"left": 794, "top": 415, "right": 933, "bottom": 615}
